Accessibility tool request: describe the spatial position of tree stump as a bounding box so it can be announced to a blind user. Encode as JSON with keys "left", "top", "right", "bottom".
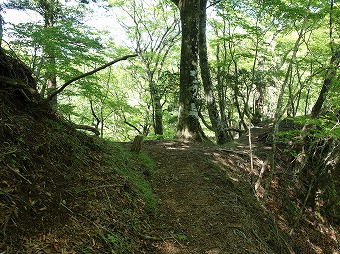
{"left": 131, "top": 135, "right": 144, "bottom": 153}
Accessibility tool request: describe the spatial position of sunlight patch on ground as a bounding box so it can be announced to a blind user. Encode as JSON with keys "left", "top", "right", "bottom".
{"left": 163, "top": 141, "right": 191, "bottom": 150}
{"left": 205, "top": 248, "right": 221, "bottom": 253}
{"left": 156, "top": 241, "right": 183, "bottom": 254}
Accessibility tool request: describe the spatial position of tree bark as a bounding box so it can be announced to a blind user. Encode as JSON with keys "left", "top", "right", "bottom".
{"left": 172, "top": 0, "right": 206, "bottom": 142}
{"left": 43, "top": 1, "right": 58, "bottom": 106}
{"left": 198, "top": 0, "right": 229, "bottom": 144}
{"left": 154, "top": 94, "right": 163, "bottom": 137}
{"left": 0, "top": 11, "right": 3, "bottom": 48}
{"left": 310, "top": 0, "right": 338, "bottom": 118}
{"left": 311, "top": 47, "right": 340, "bottom": 118}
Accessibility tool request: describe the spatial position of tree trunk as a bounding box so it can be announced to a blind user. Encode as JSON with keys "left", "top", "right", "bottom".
{"left": 311, "top": 47, "right": 340, "bottom": 117}
{"left": 45, "top": 56, "right": 57, "bottom": 106}
{"left": 149, "top": 77, "right": 164, "bottom": 138}
{"left": 43, "top": 0, "right": 58, "bottom": 106}
{"left": 198, "top": 0, "right": 228, "bottom": 144}
{"left": 311, "top": 0, "right": 339, "bottom": 117}
{"left": 0, "top": 12, "right": 3, "bottom": 48}
{"left": 154, "top": 94, "right": 163, "bottom": 137}
{"left": 173, "top": 0, "right": 205, "bottom": 142}
{"left": 216, "top": 43, "right": 227, "bottom": 127}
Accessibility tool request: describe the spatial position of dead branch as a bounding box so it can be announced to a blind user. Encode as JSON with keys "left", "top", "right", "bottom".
{"left": 218, "top": 149, "right": 249, "bottom": 156}
{"left": 255, "top": 160, "right": 268, "bottom": 191}
{"left": 138, "top": 233, "right": 172, "bottom": 241}
{"left": 46, "top": 53, "right": 138, "bottom": 101}
{"left": 6, "top": 164, "right": 32, "bottom": 184}
{"left": 72, "top": 124, "right": 100, "bottom": 136}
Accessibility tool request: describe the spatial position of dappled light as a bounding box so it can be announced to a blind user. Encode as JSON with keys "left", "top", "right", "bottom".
{"left": 1, "top": 0, "right": 340, "bottom": 252}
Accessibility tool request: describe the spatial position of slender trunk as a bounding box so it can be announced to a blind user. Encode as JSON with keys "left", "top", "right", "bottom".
{"left": 0, "top": 12, "right": 3, "bottom": 48}
{"left": 198, "top": 0, "right": 228, "bottom": 144}
{"left": 265, "top": 0, "right": 312, "bottom": 202}
{"left": 45, "top": 55, "right": 57, "bottom": 105}
{"left": 311, "top": 0, "right": 338, "bottom": 118}
{"left": 305, "top": 88, "right": 310, "bottom": 116}
{"left": 311, "top": 48, "right": 340, "bottom": 117}
{"left": 149, "top": 74, "right": 164, "bottom": 137}
{"left": 154, "top": 94, "right": 163, "bottom": 137}
{"left": 100, "top": 107, "right": 104, "bottom": 138}
{"left": 215, "top": 18, "right": 228, "bottom": 129}
{"left": 226, "top": 19, "right": 247, "bottom": 131}
{"left": 216, "top": 44, "right": 227, "bottom": 126}
{"left": 43, "top": 1, "right": 57, "bottom": 106}
{"left": 250, "top": 15, "right": 264, "bottom": 124}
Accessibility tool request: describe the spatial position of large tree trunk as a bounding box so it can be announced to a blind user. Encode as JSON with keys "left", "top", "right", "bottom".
{"left": 173, "top": 0, "right": 205, "bottom": 141}
{"left": 198, "top": 0, "right": 229, "bottom": 144}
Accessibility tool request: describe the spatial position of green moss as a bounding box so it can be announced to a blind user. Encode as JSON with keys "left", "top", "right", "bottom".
{"left": 108, "top": 144, "right": 157, "bottom": 212}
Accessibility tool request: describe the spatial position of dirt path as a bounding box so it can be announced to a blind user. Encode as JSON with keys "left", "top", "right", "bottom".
{"left": 141, "top": 126, "right": 291, "bottom": 254}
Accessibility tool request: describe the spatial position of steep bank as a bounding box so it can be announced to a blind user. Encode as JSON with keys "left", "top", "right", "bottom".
{"left": 0, "top": 50, "right": 155, "bottom": 253}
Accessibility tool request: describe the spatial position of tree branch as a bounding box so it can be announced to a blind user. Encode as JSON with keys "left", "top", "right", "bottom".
{"left": 72, "top": 123, "right": 100, "bottom": 136}
{"left": 46, "top": 53, "right": 138, "bottom": 101}
{"left": 198, "top": 111, "right": 213, "bottom": 131}
{"left": 123, "top": 115, "right": 143, "bottom": 135}
{"left": 90, "top": 99, "right": 100, "bottom": 128}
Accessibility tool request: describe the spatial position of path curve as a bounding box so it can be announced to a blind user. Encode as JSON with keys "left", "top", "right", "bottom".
{"left": 141, "top": 132, "right": 291, "bottom": 254}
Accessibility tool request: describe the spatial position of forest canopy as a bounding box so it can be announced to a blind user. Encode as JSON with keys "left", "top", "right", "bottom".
{"left": 0, "top": 0, "right": 339, "bottom": 142}
{"left": 1, "top": 1, "right": 340, "bottom": 252}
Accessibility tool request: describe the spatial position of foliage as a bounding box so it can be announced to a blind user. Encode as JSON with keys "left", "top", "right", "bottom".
{"left": 109, "top": 144, "right": 157, "bottom": 212}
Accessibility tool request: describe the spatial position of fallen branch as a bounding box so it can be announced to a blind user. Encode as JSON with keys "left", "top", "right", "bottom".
{"left": 225, "top": 127, "right": 246, "bottom": 134}
{"left": 218, "top": 149, "right": 249, "bottom": 156}
{"left": 6, "top": 164, "right": 32, "bottom": 184}
{"left": 138, "top": 233, "right": 172, "bottom": 241}
{"left": 198, "top": 111, "right": 245, "bottom": 134}
{"left": 46, "top": 53, "right": 138, "bottom": 101}
{"left": 72, "top": 123, "right": 100, "bottom": 136}
{"left": 255, "top": 160, "right": 268, "bottom": 192}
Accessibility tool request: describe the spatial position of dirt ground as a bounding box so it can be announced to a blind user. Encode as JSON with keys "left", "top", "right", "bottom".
{"left": 139, "top": 127, "right": 287, "bottom": 253}
{"left": 1, "top": 49, "right": 339, "bottom": 253}
{"left": 138, "top": 125, "right": 340, "bottom": 254}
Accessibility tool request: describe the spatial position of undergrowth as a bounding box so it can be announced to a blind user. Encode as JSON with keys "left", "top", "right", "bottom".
{"left": 104, "top": 142, "right": 157, "bottom": 212}
{"left": 0, "top": 90, "right": 157, "bottom": 253}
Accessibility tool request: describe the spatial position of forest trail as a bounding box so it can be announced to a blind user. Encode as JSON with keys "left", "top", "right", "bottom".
{"left": 140, "top": 125, "right": 292, "bottom": 253}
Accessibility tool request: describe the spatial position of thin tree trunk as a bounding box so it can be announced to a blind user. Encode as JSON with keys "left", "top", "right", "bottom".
{"left": 311, "top": 48, "right": 340, "bottom": 117}
{"left": 264, "top": 0, "right": 312, "bottom": 203}
{"left": 0, "top": 11, "right": 3, "bottom": 48}
{"left": 311, "top": 0, "right": 339, "bottom": 118}
{"left": 43, "top": 1, "right": 58, "bottom": 106}
{"left": 198, "top": 0, "right": 228, "bottom": 144}
{"left": 154, "top": 94, "right": 163, "bottom": 137}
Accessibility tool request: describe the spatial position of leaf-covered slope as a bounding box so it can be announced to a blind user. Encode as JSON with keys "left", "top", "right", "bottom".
{"left": 0, "top": 50, "right": 154, "bottom": 253}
